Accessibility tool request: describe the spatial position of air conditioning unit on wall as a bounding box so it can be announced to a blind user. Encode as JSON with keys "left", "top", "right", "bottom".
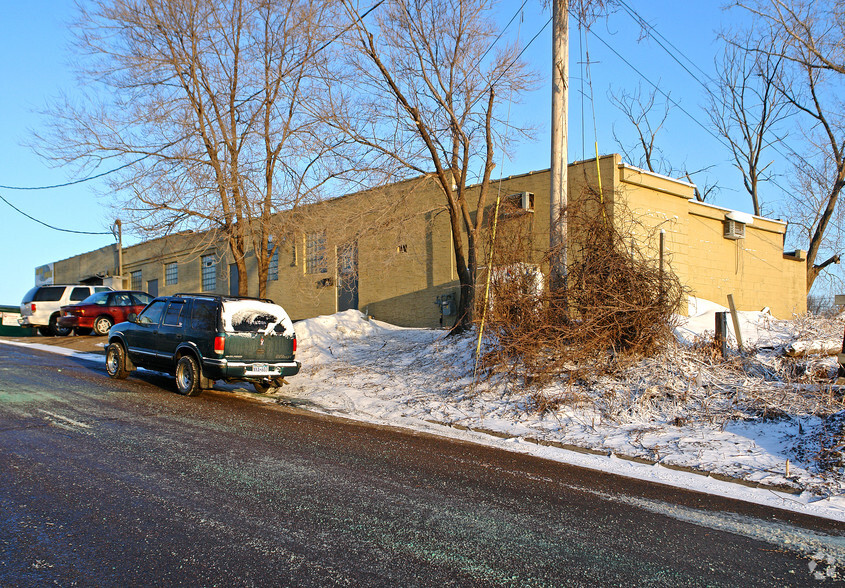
{"left": 507, "top": 191, "right": 534, "bottom": 211}
{"left": 723, "top": 210, "right": 753, "bottom": 240}
{"left": 723, "top": 219, "right": 746, "bottom": 240}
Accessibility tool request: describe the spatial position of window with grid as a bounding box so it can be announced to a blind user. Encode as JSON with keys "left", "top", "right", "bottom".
{"left": 268, "top": 243, "right": 279, "bottom": 281}
{"left": 305, "top": 231, "right": 327, "bottom": 274}
{"left": 130, "top": 270, "right": 142, "bottom": 291}
{"left": 165, "top": 262, "right": 178, "bottom": 285}
{"left": 201, "top": 255, "right": 216, "bottom": 291}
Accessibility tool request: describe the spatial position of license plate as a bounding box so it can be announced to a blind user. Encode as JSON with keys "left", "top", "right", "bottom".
{"left": 252, "top": 363, "right": 270, "bottom": 374}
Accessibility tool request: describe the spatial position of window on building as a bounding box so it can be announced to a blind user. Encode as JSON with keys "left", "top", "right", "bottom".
{"left": 130, "top": 270, "right": 142, "bottom": 291}
{"left": 284, "top": 233, "right": 297, "bottom": 267}
{"left": 201, "top": 255, "right": 216, "bottom": 291}
{"left": 268, "top": 242, "right": 279, "bottom": 282}
{"left": 305, "top": 231, "right": 327, "bottom": 274}
{"left": 165, "top": 262, "right": 178, "bottom": 285}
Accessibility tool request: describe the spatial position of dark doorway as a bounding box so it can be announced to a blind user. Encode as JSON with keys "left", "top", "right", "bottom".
{"left": 147, "top": 279, "right": 158, "bottom": 297}
{"left": 229, "top": 264, "right": 239, "bottom": 296}
{"left": 337, "top": 242, "right": 359, "bottom": 312}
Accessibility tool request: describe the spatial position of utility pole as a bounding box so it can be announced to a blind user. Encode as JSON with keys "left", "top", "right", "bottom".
{"left": 550, "top": 0, "right": 569, "bottom": 291}
{"left": 113, "top": 219, "right": 123, "bottom": 286}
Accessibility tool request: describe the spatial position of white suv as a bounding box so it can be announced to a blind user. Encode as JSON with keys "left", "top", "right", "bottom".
{"left": 19, "top": 285, "right": 113, "bottom": 336}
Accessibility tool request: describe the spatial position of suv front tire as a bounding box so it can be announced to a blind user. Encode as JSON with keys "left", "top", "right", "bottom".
{"left": 106, "top": 342, "right": 131, "bottom": 379}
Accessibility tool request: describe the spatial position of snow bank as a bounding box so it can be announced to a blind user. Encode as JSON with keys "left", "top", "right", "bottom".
{"left": 674, "top": 297, "right": 794, "bottom": 348}
{"left": 279, "top": 302, "right": 845, "bottom": 522}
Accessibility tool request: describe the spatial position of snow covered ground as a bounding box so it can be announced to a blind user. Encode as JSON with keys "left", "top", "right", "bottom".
{"left": 273, "top": 298, "right": 845, "bottom": 524}
{"left": 3, "top": 298, "right": 845, "bottom": 524}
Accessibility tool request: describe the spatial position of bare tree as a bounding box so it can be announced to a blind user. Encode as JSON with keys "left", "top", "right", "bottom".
{"left": 732, "top": 0, "right": 845, "bottom": 291}
{"left": 609, "top": 82, "right": 672, "bottom": 175}
{"left": 783, "top": 143, "right": 845, "bottom": 284}
{"left": 781, "top": 60, "right": 845, "bottom": 291}
{"left": 734, "top": 0, "right": 845, "bottom": 74}
{"left": 707, "top": 36, "right": 791, "bottom": 217}
{"left": 328, "top": 0, "right": 537, "bottom": 332}
{"left": 37, "top": 0, "right": 341, "bottom": 297}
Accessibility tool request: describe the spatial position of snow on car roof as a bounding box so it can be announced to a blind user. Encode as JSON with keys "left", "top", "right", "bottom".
{"left": 221, "top": 299, "right": 294, "bottom": 335}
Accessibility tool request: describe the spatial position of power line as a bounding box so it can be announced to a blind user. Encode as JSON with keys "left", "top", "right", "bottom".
{"left": 611, "top": 1, "right": 817, "bottom": 187}
{"left": 573, "top": 12, "right": 733, "bottom": 154}
{"left": 469, "top": 0, "right": 530, "bottom": 75}
{"left": 0, "top": 154, "right": 153, "bottom": 191}
{"left": 470, "top": 16, "right": 552, "bottom": 111}
{"left": 616, "top": 0, "right": 716, "bottom": 88}
{"left": 0, "top": 191, "right": 113, "bottom": 235}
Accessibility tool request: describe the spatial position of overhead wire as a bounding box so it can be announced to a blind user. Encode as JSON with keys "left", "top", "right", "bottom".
{"left": 572, "top": 11, "right": 735, "bottom": 156}
{"left": 611, "top": 0, "right": 817, "bottom": 195}
{"left": 0, "top": 0, "right": 390, "bottom": 232}
{"left": 0, "top": 192, "right": 113, "bottom": 235}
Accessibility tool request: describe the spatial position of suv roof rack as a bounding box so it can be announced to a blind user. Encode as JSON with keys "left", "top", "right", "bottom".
{"left": 172, "top": 293, "right": 275, "bottom": 304}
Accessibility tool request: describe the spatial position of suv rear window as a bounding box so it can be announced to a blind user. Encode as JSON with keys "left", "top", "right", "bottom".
{"left": 222, "top": 300, "right": 292, "bottom": 334}
{"left": 191, "top": 299, "right": 217, "bottom": 331}
{"left": 33, "top": 287, "right": 66, "bottom": 302}
{"left": 21, "top": 287, "right": 40, "bottom": 304}
{"left": 70, "top": 287, "right": 91, "bottom": 301}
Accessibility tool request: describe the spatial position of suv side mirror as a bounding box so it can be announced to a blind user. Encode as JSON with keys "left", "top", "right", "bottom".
{"left": 127, "top": 313, "right": 138, "bottom": 323}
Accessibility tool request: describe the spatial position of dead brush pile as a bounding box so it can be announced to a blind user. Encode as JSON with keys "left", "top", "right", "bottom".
{"left": 479, "top": 191, "right": 684, "bottom": 384}
{"left": 477, "top": 191, "right": 845, "bottom": 475}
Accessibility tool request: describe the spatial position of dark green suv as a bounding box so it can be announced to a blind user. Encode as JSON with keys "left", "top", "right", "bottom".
{"left": 105, "top": 293, "right": 300, "bottom": 396}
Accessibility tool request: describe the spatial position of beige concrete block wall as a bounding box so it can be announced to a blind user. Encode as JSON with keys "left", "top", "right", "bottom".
{"left": 685, "top": 204, "right": 806, "bottom": 317}
{"left": 54, "top": 244, "right": 118, "bottom": 285}
{"left": 616, "top": 163, "right": 694, "bottom": 303}
{"left": 42, "top": 155, "right": 809, "bottom": 327}
{"left": 120, "top": 231, "right": 227, "bottom": 296}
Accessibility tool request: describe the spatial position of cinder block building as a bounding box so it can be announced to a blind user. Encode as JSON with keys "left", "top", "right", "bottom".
{"left": 43, "top": 155, "right": 807, "bottom": 328}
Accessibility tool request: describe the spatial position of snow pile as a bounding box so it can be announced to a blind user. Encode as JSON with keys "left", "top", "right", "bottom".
{"left": 271, "top": 302, "right": 845, "bottom": 522}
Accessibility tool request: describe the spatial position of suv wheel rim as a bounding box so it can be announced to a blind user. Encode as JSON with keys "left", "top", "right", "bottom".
{"left": 177, "top": 362, "right": 192, "bottom": 391}
{"left": 107, "top": 348, "right": 118, "bottom": 375}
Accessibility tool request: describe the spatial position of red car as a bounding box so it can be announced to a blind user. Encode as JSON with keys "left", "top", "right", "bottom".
{"left": 59, "top": 290, "right": 154, "bottom": 336}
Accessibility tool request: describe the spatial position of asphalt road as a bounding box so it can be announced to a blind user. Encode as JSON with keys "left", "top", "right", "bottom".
{"left": 0, "top": 342, "right": 843, "bottom": 587}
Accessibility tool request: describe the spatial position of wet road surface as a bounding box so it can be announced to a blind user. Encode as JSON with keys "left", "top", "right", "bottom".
{"left": 0, "top": 343, "right": 843, "bottom": 586}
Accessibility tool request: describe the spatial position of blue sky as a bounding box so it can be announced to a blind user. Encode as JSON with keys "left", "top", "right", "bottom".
{"left": 0, "top": 1, "right": 756, "bottom": 305}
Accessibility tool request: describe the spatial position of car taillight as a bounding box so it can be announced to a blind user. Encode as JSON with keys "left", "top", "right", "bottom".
{"left": 31, "top": 303, "right": 36, "bottom": 312}
{"left": 214, "top": 335, "right": 225, "bottom": 355}
{"left": 292, "top": 336, "right": 297, "bottom": 353}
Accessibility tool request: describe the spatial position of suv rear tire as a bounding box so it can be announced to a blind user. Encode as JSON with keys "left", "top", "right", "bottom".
{"left": 49, "top": 313, "right": 71, "bottom": 337}
{"left": 175, "top": 355, "right": 203, "bottom": 396}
